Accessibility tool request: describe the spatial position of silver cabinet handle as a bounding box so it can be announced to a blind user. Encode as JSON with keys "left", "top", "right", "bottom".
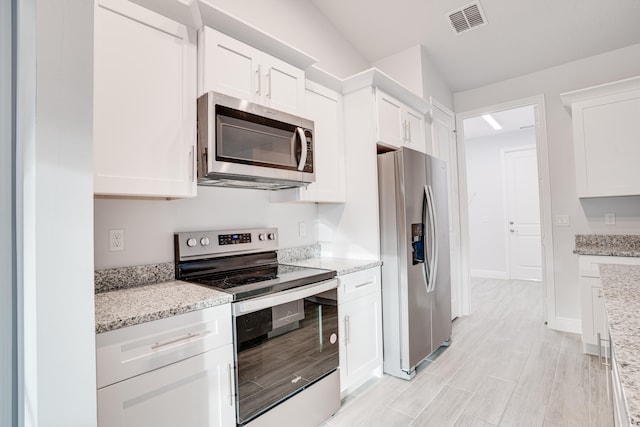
{"left": 228, "top": 363, "right": 234, "bottom": 406}
{"left": 266, "top": 69, "right": 272, "bottom": 99}
{"left": 510, "top": 229, "right": 515, "bottom": 233}
{"left": 597, "top": 332, "right": 610, "bottom": 368}
{"left": 256, "top": 65, "right": 261, "bottom": 95}
{"left": 345, "top": 315, "right": 350, "bottom": 345}
{"left": 189, "top": 146, "right": 194, "bottom": 182}
{"left": 150, "top": 331, "right": 208, "bottom": 350}
{"left": 354, "top": 281, "right": 372, "bottom": 289}
{"left": 407, "top": 121, "right": 411, "bottom": 142}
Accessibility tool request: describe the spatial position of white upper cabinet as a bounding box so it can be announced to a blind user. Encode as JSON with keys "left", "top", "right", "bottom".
{"left": 94, "top": 0, "right": 197, "bottom": 198}
{"left": 375, "top": 89, "right": 427, "bottom": 153}
{"left": 199, "top": 27, "right": 305, "bottom": 116}
{"left": 561, "top": 76, "right": 640, "bottom": 198}
{"left": 271, "top": 79, "right": 346, "bottom": 203}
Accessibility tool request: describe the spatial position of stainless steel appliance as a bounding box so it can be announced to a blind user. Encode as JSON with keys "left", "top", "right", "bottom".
{"left": 175, "top": 228, "right": 340, "bottom": 426}
{"left": 377, "top": 147, "right": 452, "bottom": 380}
{"left": 197, "top": 92, "right": 315, "bottom": 190}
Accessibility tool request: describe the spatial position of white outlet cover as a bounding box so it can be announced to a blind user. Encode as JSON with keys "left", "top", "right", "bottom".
{"left": 605, "top": 213, "right": 616, "bottom": 225}
{"left": 109, "top": 229, "right": 125, "bottom": 252}
{"left": 554, "top": 214, "right": 570, "bottom": 227}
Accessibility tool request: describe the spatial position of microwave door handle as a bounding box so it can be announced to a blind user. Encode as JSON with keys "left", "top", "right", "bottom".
{"left": 295, "top": 127, "right": 307, "bottom": 171}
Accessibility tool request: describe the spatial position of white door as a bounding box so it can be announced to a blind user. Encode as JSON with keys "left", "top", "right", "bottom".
{"left": 405, "top": 108, "right": 427, "bottom": 153}
{"left": 431, "top": 101, "right": 462, "bottom": 320}
{"left": 260, "top": 54, "right": 305, "bottom": 115}
{"left": 504, "top": 147, "right": 542, "bottom": 281}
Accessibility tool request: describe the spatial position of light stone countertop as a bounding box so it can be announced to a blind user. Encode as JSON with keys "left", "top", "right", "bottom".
{"left": 599, "top": 263, "right": 640, "bottom": 426}
{"left": 282, "top": 257, "right": 382, "bottom": 276}
{"left": 575, "top": 234, "right": 640, "bottom": 257}
{"left": 95, "top": 281, "right": 231, "bottom": 334}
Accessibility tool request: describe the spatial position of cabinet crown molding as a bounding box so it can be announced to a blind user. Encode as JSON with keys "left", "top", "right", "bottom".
{"left": 560, "top": 75, "right": 640, "bottom": 113}
{"left": 342, "top": 68, "right": 430, "bottom": 114}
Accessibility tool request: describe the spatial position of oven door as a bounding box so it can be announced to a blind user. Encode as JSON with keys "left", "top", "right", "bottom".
{"left": 232, "top": 279, "right": 339, "bottom": 426}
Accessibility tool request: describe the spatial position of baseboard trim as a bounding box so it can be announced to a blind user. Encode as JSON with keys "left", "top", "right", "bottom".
{"left": 470, "top": 269, "right": 508, "bottom": 279}
{"left": 550, "top": 316, "right": 582, "bottom": 334}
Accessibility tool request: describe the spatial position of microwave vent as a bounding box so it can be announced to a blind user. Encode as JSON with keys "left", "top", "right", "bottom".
{"left": 447, "top": 2, "right": 487, "bottom": 34}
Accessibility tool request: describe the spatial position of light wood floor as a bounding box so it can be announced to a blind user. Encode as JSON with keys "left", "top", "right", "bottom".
{"left": 325, "top": 278, "right": 613, "bottom": 427}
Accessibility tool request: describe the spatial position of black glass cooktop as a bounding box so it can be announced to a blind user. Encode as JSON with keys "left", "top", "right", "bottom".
{"left": 187, "top": 263, "right": 336, "bottom": 301}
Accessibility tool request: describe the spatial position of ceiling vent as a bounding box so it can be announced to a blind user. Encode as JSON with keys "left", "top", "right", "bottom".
{"left": 447, "top": 2, "right": 487, "bottom": 34}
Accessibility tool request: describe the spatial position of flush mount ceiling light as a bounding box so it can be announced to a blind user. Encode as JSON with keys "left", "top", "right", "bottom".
{"left": 482, "top": 114, "right": 502, "bottom": 130}
{"left": 447, "top": 1, "right": 488, "bottom": 34}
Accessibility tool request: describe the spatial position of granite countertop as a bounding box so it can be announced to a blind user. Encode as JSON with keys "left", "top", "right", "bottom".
{"left": 95, "top": 281, "right": 231, "bottom": 334}
{"left": 574, "top": 234, "right": 640, "bottom": 257}
{"left": 599, "top": 263, "right": 640, "bottom": 426}
{"left": 283, "top": 257, "right": 382, "bottom": 276}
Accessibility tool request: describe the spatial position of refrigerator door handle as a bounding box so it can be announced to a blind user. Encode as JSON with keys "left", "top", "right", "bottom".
{"left": 422, "top": 185, "right": 431, "bottom": 290}
{"left": 424, "top": 185, "right": 438, "bottom": 293}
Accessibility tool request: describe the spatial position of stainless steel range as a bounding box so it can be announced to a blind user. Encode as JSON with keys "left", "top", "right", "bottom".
{"left": 175, "top": 228, "right": 340, "bottom": 427}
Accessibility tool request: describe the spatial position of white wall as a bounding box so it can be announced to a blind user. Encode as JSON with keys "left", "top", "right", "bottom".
{"left": 20, "top": 1, "right": 97, "bottom": 425}
{"left": 465, "top": 129, "right": 536, "bottom": 277}
{"left": 373, "top": 45, "right": 454, "bottom": 110}
{"left": 454, "top": 42, "right": 640, "bottom": 322}
{"left": 95, "top": 188, "right": 318, "bottom": 269}
{"left": 201, "top": 0, "right": 369, "bottom": 78}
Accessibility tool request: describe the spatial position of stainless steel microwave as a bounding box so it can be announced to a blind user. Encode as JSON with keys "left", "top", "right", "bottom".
{"left": 196, "top": 92, "right": 315, "bottom": 190}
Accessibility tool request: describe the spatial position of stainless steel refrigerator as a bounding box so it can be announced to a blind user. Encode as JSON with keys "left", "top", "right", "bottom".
{"left": 378, "top": 147, "right": 452, "bottom": 381}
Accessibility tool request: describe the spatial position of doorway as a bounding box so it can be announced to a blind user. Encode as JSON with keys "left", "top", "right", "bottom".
{"left": 455, "top": 96, "right": 556, "bottom": 326}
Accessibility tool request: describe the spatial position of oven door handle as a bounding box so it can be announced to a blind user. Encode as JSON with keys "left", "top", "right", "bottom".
{"left": 232, "top": 279, "right": 337, "bottom": 317}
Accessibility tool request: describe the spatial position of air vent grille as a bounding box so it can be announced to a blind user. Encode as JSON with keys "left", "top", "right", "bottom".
{"left": 447, "top": 2, "right": 487, "bottom": 34}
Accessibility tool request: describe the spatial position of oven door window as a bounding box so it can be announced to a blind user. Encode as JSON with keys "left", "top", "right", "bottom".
{"left": 216, "top": 105, "right": 302, "bottom": 171}
{"left": 234, "top": 289, "right": 338, "bottom": 426}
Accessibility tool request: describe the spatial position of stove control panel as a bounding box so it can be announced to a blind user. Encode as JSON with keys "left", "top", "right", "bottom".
{"left": 175, "top": 228, "right": 278, "bottom": 260}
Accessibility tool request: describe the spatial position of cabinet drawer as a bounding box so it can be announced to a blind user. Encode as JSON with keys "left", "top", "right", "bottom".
{"left": 338, "top": 267, "right": 381, "bottom": 304}
{"left": 97, "top": 304, "right": 231, "bottom": 389}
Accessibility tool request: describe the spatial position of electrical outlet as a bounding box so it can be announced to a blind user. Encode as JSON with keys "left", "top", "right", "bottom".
{"left": 605, "top": 213, "right": 616, "bottom": 225}
{"left": 298, "top": 222, "right": 307, "bottom": 237}
{"left": 109, "top": 229, "right": 125, "bottom": 252}
{"left": 554, "top": 215, "right": 570, "bottom": 227}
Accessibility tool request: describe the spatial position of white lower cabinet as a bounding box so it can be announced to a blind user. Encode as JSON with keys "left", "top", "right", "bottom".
{"left": 611, "top": 343, "right": 629, "bottom": 427}
{"left": 579, "top": 256, "right": 640, "bottom": 355}
{"left": 337, "top": 267, "right": 383, "bottom": 396}
{"left": 96, "top": 304, "right": 235, "bottom": 427}
{"left": 98, "top": 344, "right": 234, "bottom": 427}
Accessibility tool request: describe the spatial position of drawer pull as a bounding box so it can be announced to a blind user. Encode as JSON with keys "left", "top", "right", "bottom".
{"left": 150, "top": 331, "right": 209, "bottom": 350}
{"left": 354, "top": 281, "right": 372, "bottom": 289}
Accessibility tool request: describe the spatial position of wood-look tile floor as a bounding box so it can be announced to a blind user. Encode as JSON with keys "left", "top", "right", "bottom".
{"left": 324, "top": 278, "right": 613, "bottom": 427}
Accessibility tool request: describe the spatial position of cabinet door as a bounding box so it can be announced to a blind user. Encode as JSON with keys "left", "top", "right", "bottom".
{"left": 404, "top": 108, "right": 427, "bottom": 153}
{"left": 300, "top": 82, "right": 345, "bottom": 202}
{"left": 261, "top": 54, "right": 305, "bottom": 115}
{"left": 572, "top": 89, "right": 640, "bottom": 197}
{"left": 98, "top": 344, "right": 235, "bottom": 427}
{"left": 198, "top": 26, "right": 259, "bottom": 101}
{"left": 339, "top": 290, "right": 383, "bottom": 394}
{"left": 375, "top": 90, "right": 404, "bottom": 148}
{"left": 94, "top": 0, "right": 196, "bottom": 198}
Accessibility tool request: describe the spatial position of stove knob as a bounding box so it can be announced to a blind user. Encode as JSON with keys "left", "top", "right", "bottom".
{"left": 258, "top": 233, "right": 267, "bottom": 241}
{"left": 200, "top": 237, "right": 210, "bottom": 246}
{"left": 186, "top": 238, "right": 197, "bottom": 248}
{"left": 268, "top": 233, "right": 276, "bottom": 241}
